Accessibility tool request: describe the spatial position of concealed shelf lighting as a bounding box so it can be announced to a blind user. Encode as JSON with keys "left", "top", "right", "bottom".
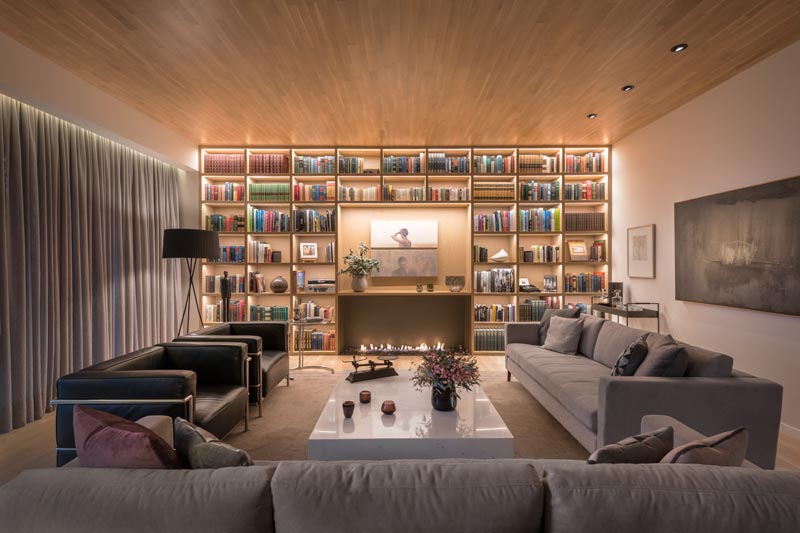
{"left": 670, "top": 43, "right": 688, "bottom": 53}
{"left": 621, "top": 85, "right": 635, "bottom": 92}
{"left": 586, "top": 113, "right": 598, "bottom": 119}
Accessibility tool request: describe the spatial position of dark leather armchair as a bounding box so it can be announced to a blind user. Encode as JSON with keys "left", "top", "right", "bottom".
{"left": 184, "top": 322, "right": 290, "bottom": 398}
{"left": 54, "top": 342, "right": 249, "bottom": 466}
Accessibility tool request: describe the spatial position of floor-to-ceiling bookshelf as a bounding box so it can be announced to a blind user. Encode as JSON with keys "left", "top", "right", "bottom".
{"left": 199, "top": 146, "right": 611, "bottom": 355}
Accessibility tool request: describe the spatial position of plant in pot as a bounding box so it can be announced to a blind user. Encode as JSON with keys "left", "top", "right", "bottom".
{"left": 338, "top": 243, "right": 380, "bottom": 292}
{"left": 411, "top": 348, "right": 480, "bottom": 411}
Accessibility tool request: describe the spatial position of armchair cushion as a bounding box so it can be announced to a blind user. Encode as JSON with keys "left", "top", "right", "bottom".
{"left": 160, "top": 342, "right": 248, "bottom": 387}
{"left": 175, "top": 334, "right": 262, "bottom": 355}
{"left": 194, "top": 385, "right": 248, "bottom": 438}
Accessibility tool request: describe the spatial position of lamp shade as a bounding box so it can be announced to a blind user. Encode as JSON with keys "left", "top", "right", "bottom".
{"left": 162, "top": 229, "right": 220, "bottom": 259}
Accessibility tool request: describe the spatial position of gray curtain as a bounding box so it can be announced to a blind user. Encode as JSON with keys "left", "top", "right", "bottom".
{"left": 0, "top": 94, "right": 182, "bottom": 433}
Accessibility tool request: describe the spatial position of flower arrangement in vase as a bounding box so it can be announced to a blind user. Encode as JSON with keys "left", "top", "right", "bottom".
{"left": 411, "top": 348, "right": 480, "bottom": 411}
{"left": 338, "top": 243, "right": 380, "bottom": 292}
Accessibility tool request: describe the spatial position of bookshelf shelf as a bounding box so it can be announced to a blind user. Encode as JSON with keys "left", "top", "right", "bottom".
{"left": 201, "top": 144, "right": 611, "bottom": 353}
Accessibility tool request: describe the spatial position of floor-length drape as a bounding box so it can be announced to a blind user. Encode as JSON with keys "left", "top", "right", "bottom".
{"left": 0, "top": 94, "right": 182, "bottom": 433}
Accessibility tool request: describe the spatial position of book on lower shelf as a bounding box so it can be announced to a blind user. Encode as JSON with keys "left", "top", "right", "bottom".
{"left": 209, "top": 245, "right": 245, "bottom": 263}
{"left": 293, "top": 209, "right": 335, "bottom": 232}
{"left": 205, "top": 214, "right": 246, "bottom": 232}
{"left": 473, "top": 210, "right": 514, "bottom": 232}
{"left": 204, "top": 182, "right": 244, "bottom": 202}
{"left": 205, "top": 274, "right": 246, "bottom": 294}
{"left": 294, "top": 329, "right": 336, "bottom": 351}
{"left": 564, "top": 180, "right": 605, "bottom": 200}
{"left": 522, "top": 245, "right": 560, "bottom": 263}
{"left": 249, "top": 208, "right": 290, "bottom": 233}
{"left": 249, "top": 241, "right": 281, "bottom": 263}
{"left": 205, "top": 300, "right": 246, "bottom": 322}
{"left": 519, "top": 207, "right": 560, "bottom": 232}
{"left": 473, "top": 182, "right": 515, "bottom": 201}
{"left": 473, "top": 154, "right": 515, "bottom": 174}
{"left": 297, "top": 300, "right": 335, "bottom": 321}
{"left": 249, "top": 271, "right": 267, "bottom": 293}
{"left": 249, "top": 305, "right": 289, "bottom": 321}
{"left": 474, "top": 303, "right": 516, "bottom": 322}
{"left": 428, "top": 186, "right": 469, "bottom": 202}
{"left": 564, "top": 272, "right": 605, "bottom": 293}
{"left": 382, "top": 184, "right": 425, "bottom": 202}
{"left": 474, "top": 328, "right": 505, "bottom": 351}
{"left": 543, "top": 275, "right": 558, "bottom": 292}
{"left": 472, "top": 245, "right": 489, "bottom": 263}
{"left": 564, "top": 213, "right": 605, "bottom": 232}
{"left": 474, "top": 268, "right": 515, "bottom": 293}
{"left": 338, "top": 185, "right": 379, "bottom": 201}
{"left": 294, "top": 181, "right": 335, "bottom": 202}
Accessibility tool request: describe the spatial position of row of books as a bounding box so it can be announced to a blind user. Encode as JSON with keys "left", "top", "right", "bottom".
{"left": 474, "top": 304, "right": 516, "bottom": 322}
{"left": 249, "top": 272, "right": 269, "bottom": 293}
{"left": 474, "top": 210, "right": 514, "bottom": 233}
{"left": 473, "top": 245, "right": 489, "bottom": 263}
{"left": 205, "top": 214, "right": 246, "bottom": 232}
{"left": 293, "top": 155, "right": 335, "bottom": 174}
{"left": 205, "top": 275, "right": 246, "bottom": 294}
{"left": 250, "top": 305, "right": 289, "bottom": 321}
{"left": 543, "top": 275, "right": 558, "bottom": 292}
{"left": 294, "top": 182, "right": 335, "bottom": 202}
{"left": 338, "top": 185, "right": 379, "bottom": 201}
{"left": 474, "top": 268, "right": 515, "bottom": 293}
{"left": 589, "top": 240, "right": 606, "bottom": 262}
{"left": 428, "top": 186, "right": 469, "bottom": 202}
{"left": 294, "top": 209, "right": 336, "bottom": 233}
{"left": 520, "top": 208, "right": 561, "bottom": 232}
{"left": 249, "top": 183, "right": 291, "bottom": 203}
{"left": 204, "top": 182, "right": 245, "bottom": 202}
{"left": 383, "top": 154, "right": 424, "bottom": 174}
{"left": 298, "top": 301, "right": 335, "bottom": 320}
{"left": 338, "top": 157, "right": 369, "bottom": 174}
{"left": 564, "top": 272, "right": 605, "bottom": 293}
{"left": 564, "top": 213, "right": 605, "bottom": 232}
{"left": 428, "top": 153, "right": 469, "bottom": 174}
{"left": 525, "top": 245, "right": 560, "bottom": 263}
{"left": 210, "top": 245, "right": 245, "bottom": 263}
{"left": 564, "top": 181, "right": 605, "bottom": 201}
{"left": 250, "top": 241, "right": 281, "bottom": 263}
{"left": 250, "top": 153, "right": 289, "bottom": 174}
{"left": 518, "top": 300, "right": 547, "bottom": 321}
{"left": 382, "top": 185, "right": 425, "bottom": 202}
{"left": 473, "top": 182, "right": 515, "bottom": 201}
{"left": 249, "top": 209, "right": 291, "bottom": 233}
{"left": 474, "top": 328, "right": 505, "bottom": 351}
{"left": 565, "top": 153, "right": 605, "bottom": 173}
{"left": 319, "top": 242, "right": 335, "bottom": 263}
{"left": 519, "top": 154, "right": 559, "bottom": 174}
{"left": 204, "top": 300, "right": 247, "bottom": 322}
{"left": 204, "top": 153, "right": 245, "bottom": 174}
{"left": 520, "top": 180, "right": 560, "bottom": 202}
{"left": 473, "top": 155, "right": 514, "bottom": 174}
{"left": 294, "top": 329, "right": 336, "bottom": 351}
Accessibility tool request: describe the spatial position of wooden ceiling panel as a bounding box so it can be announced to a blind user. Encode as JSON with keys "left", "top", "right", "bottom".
{"left": 0, "top": 0, "right": 798, "bottom": 146}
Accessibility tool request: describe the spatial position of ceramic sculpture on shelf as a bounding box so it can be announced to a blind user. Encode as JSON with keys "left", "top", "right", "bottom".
{"left": 490, "top": 248, "right": 509, "bottom": 262}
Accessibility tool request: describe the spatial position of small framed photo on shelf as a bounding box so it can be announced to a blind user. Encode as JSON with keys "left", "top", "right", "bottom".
{"left": 628, "top": 224, "right": 655, "bottom": 278}
{"left": 300, "top": 242, "right": 318, "bottom": 262}
{"left": 566, "top": 240, "right": 589, "bottom": 261}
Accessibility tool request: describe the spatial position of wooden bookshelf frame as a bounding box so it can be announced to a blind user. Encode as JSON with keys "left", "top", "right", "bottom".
{"left": 199, "top": 145, "right": 611, "bottom": 355}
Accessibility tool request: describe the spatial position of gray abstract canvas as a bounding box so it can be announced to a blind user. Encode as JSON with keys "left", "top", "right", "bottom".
{"left": 674, "top": 176, "right": 800, "bottom": 316}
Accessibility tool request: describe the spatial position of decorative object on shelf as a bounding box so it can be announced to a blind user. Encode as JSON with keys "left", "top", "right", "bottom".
{"left": 380, "top": 400, "right": 396, "bottom": 415}
{"left": 490, "top": 248, "right": 509, "bottom": 262}
{"left": 416, "top": 284, "right": 423, "bottom": 292}
{"left": 426, "top": 283, "right": 434, "bottom": 292}
{"left": 411, "top": 348, "right": 480, "bottom": 412}
{"left": 445, "top": 276, "right": 465, "bottom": 292}
{"left": 628, "top": 224, "right": 655, "bottom": 279}
{"left": 293, "top": 305, "right": 302, "bottom": 321}
{"left": 338, "top": 243, "right": 380, "bottom": 292}
{"left": 523, "top": 251, "right": 534, "bottom": 263}
{"left": 269, "top": 275, "right": 289, "bottom": 293}
{"left": 272, "top": 251, "right": 282, "bottom": 263}
{"left": 343, "top": 354, "right": 399, "bottom": 383}
{"left": 342, "top": 401, "right": 355, "bottom": 419}
{"left": 519, "top": 278, "right": 541, "bottom": 293}
{"left": 300, "top": 242, "right": 318, "bottom": 262}
{"left": 566, "top": 240, "right": 589, "bottom": 261}
{"left": 220, "top": 271, "right": 232, "bottom": 322}
{"left": 359, "top": 391, "right": 371, "bottom": 403}
{"left": 162, "top": 228, "right": 220, "bottom": 335}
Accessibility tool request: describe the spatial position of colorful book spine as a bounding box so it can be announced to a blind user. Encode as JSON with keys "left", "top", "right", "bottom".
{"left": 427, "top": 186, "right": 469, "bottom": 202}
{"left": 382, "top": 154, "right": 424, "bottom": 174}
{"left": 519, "top": 207, "right": 561, "bottom": 232}
{"left": 203, "top": 153, "right": 245, "bottom": 174}
{"left": 293, "top": 155, "right": 335, "bottom": 174}
{"left": 381, "top": 185, "right": 425, "bottom": 202}
{"left": 293, "top": 181, "right": 335, "bottom": 202}
{"left": 472, "top": 154, "right": 515, "bottom": 174}
{"left": 519, "top": 154, "right": 559, "bottom": 174}
{"left": 292, "top": 209, "right": 335, "bottom": 232}
{"left": 203, "top": 182, "right": 245, "bottom": 202}
{"left": 205, "top": 214, "right": 246, "bottom": 232}
{"left": 564, "top": 272, "right": 605, "bottom": 293}
{"left": 564, "top": 180, "right": 605, "bottom": 200}
{"left": 249, "top": 153, "right": 289, "bottom": 174}
{"left": 249, "top": 305, "right": 289, "bottom": 321}
{"left": 428, "top": 153, "right": 469, "bottom": 174}
{"left": 338, "top": 185, "right": 379, "bottom": 201}
{"left": 248, "top": 208, "right": 291, "bottom": 233}
{"left": 520, "top": 180, "right": 560, "bottom": 201}
{"left": 473, "top": 210, "right": 514, "bottom": 232}
{"left": 565, "top": 152, "right": 605, "bottom": 173}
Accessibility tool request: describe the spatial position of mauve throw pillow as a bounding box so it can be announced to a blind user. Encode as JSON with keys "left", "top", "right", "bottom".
{"left": 173, "top": 417, "right": 253, "bottom": 469}
{"left": 73, "top": 405, "right": 183, "bottom": 469}
{"left": 588, "top": 426, "right": 674, "bottom": 464}
{"left": 539, "top": 308, "right": 581, "bottom": 344}
{"left": 542, "top": 316, "right": 584, "bottom": 355}
{"left": 611, "top": 335, "right": 649, "bottom": 376}
{"left": 661, "top": 427, "right": 748, "bottom": 467}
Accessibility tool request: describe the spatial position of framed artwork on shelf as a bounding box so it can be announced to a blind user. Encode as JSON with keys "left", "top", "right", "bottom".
{"left": 300, "top": 242, "right": 318, "bottom": 261}
{"left": 370, "top": 220, "right": 438, "bottom": 249}
{"left": 628, "top": 224, "right": 655, "bottom": 278}
{"left": 566, "top": 240, "right": 588, "bottom": 261}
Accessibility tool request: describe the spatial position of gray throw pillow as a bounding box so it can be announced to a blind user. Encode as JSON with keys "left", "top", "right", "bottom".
{"left": 635, "top": 333, "right": 688, "bottom": 377}
{"left": 588, "top": 426, "right": 674, "bottom": 464}
{"left": 611, "top": 335, "right": 649, "bottom": 376}
{"left": 660, "top": 427, "right": 748, "bottom": 466}
{"left": 173, "top": 417, "right": 253, "bottom": 469}
{"left": 542, "top": 316, "right": 584, "bottom": 355}
{"left": 539, "top": 308, "right": 581, "bottom": 344}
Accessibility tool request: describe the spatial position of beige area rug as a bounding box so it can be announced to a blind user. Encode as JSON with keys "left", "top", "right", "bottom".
{"left": 226, "top": 371, "right": 588, "bottom": 461}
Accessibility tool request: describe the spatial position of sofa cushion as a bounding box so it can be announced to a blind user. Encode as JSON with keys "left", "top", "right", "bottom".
{"left": 611, "top": 335, "right": 648, "bottom": 376}
{"left": 505, "top": 343, "right": 556, "bottom": 368}
{"left": 174, "top": 417, "right": 253, "bottom": 468}
{"left": 73, "top": 406, "right": 182, "bottom": 469}
{"left": 661, "top": 427, "right": 748, "bottom": 467}
{"left": 588, "top": 426, "right": 673, "bottom": 464}
{"left": 578, "top": 314, "right": 605, "bottom": 358}
{"left": 593, "top": 321, "right": 651, "bottom": 368}
{"left": 681, "top": 343, "right": 733, "bottom": 377}
{"left": 635, "top": 333, "right": 688, "bottom": 377}
{"left": 271, "top": 460, "right": 544, "bottom": 533}
{"left": 541, "top": 316, "right": 584, "bottom": 355}
{"left": 540, "top": 308, "right": 581, "bottom": 344}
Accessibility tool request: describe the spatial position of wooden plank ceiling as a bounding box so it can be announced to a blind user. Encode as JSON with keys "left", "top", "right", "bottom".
{"left": 0, "top": 0, "right": 798, "bottom": 146}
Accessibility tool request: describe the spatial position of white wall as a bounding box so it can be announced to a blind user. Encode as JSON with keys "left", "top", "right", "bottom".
{"left": 612, "top": 40, "right": 800, "bottom": 434}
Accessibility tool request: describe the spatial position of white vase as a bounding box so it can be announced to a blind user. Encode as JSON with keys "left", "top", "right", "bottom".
{"left": 351, "top": 275, "right": 368, "bottom": 292}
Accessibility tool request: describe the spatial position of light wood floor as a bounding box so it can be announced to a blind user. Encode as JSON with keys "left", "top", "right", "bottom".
{"left": 1, "top": 355, "right": 798, "bottom": 485}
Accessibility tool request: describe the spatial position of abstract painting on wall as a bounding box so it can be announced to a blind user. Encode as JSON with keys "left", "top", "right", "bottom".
{"left": 370, "top": 220, "right": 438, "bottom": 249}
{"left": 674, "top": 176, "right": 800, "bottom": 316}
{"left": 371, "top": 249, "right": 438, "bottom": 277}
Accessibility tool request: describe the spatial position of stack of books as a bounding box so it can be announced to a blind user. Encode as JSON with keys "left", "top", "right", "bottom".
{"left": 474, "top": 268, "right": 515, "bottom": 293}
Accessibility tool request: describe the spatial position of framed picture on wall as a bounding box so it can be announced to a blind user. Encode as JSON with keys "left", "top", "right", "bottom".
{"left": 628, "top": 224, "right": 655, "bottom": 278}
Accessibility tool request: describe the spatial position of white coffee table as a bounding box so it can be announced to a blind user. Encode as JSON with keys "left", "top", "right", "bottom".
{"left": 307, "top": 370, "right": 514, "bottom": 460}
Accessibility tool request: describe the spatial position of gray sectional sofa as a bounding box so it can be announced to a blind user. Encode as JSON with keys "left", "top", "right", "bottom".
{"left": 505, "top": 314, "right": 784, "bottom": 469}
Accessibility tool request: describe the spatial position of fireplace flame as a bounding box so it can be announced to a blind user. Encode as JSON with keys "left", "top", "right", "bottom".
{"left": 358, "top": 341, "right": 445, "bottom": 354}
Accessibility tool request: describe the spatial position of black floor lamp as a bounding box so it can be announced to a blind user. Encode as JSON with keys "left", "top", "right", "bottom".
{"left": 162, "top": 229, "right": 220, "bottom": 336}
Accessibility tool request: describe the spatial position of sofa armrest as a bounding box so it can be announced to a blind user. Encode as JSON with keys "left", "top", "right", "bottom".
{"left": 504, "top": 322, "right": 541, "bottom": 346}
{"left": 599, "top": 376, "right": 783, "bottom": 469}
{"left": 174, "top": 334, "right": 262, "bottom": 355}
{"left": 57, "top": 370, "right": 196, "bottom": 400}
{"left": 160, "top": 342, "right": 248, "bottom": 387}
{"left": 229, "top": 321, "right": 288, "bottom": 351}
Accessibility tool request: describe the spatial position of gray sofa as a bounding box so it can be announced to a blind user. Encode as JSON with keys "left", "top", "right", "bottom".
{"left": 505, "top": 315, "right": 784, "bottom": 469}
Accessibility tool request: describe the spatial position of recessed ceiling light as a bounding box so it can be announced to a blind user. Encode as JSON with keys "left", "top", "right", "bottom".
{"left": 670, "top": 43, "right": 688, "bottom": 53}
{"left": 587, "top": 113, "right": 598, "bottom": 119}
{"left": 621, "top": 85, "right": 635, "bottom": 92}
